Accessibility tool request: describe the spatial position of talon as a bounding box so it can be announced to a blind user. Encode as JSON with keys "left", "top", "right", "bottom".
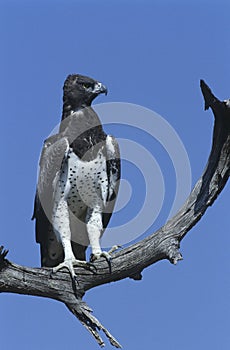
{"left": 49, "top": 270, "right": 54, "bottom": 279}
{"left": 53, "top": 261, "right": 76, "bottom": 280}
{"left": 86, "top": 261, "right": 97, "bottom": 273}
{"left": 108, "top": 245, "right": 122, "bottom": 254}
{"left": 103, "top": 254, "right": 112, "bottom": 274}
{"left": 52, "top": 258, "right": 92, "bottom": 280}
{"left": 90, "top": 251, "right": 112, "bottom": 273}
{"left": 74, "top": 275, "right": 79, "bottom": 282}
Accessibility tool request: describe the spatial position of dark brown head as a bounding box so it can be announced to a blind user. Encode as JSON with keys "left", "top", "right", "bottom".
{"left": 62, "top": 74, "right": 107, "bottom": 118}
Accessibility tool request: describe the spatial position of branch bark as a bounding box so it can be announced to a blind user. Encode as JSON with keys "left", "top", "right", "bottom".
{"left": 0, "top": 80, "right": 229, "bottom": 348}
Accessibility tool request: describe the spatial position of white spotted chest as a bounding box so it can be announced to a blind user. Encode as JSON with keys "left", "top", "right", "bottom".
{"left": 65, "top": 149, "right": 109, "bottom": 215}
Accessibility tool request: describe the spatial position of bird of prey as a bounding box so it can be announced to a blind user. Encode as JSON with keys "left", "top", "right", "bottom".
{"left": 32, "top": 74, "right": 120, "bottom": 278}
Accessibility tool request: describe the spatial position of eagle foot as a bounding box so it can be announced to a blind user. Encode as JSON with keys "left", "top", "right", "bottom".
{"left": 90, "top": 246, "right": 122, "bottom": 273}
{"left": 52, "top": 258, "right": 96, "bottom": 280}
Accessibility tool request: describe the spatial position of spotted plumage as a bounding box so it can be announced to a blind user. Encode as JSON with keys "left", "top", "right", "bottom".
{"left": 32, "top": 74, "right": 120, "bottom": 278}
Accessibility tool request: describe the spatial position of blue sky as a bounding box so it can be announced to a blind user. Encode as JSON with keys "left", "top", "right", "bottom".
{"left": 0, "top": 1, "right": 229, "bottom": 349}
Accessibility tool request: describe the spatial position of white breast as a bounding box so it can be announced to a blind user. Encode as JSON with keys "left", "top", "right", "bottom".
{"left": 67, "top": 149, "right": 109, "bottom": 211}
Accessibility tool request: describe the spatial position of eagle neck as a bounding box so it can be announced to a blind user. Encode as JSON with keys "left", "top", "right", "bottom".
{"left": 62, "top": 103, "right": 92, "bottom": 120}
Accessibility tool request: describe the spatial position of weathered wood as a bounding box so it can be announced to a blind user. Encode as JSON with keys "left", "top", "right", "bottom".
{"left": 0, "top": 80, "right": 229, "bottom": 347}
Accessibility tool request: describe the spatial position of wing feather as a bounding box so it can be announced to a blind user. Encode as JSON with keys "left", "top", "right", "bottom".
{"left": 32, "top": 134, "right": 70, "bottom": 267}
{"left": 102, "top": 135, "right": 120, "bottom": 229}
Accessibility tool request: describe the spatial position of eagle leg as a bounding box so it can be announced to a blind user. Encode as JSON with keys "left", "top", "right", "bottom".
{"left": 52, "top": 199, "right": 97, "bottom": 279}
{"left": 86, "top": 208, "right": 113, "bottom": 272}
{"left": 86, "top": 207, "right": 122, "bottom": 273}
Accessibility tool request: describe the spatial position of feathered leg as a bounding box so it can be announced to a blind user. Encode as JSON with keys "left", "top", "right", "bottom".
{"left": 52, "top": 198, "right": 92, "bottom": 279}
{"left": 86, "top": 207, "right": 119, "bottom": 273}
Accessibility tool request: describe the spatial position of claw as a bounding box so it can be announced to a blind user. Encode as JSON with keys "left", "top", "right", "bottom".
{"left": 52, "top": 260, "right": 76, "bottom": 279}
{"left": 85, "top": 261, "right": 97, "bottom": 273}
{"left": 90, "top": 245, "right": 122, "bottom": 273}
{"left": 90, "top": 251, "right": 112, "bottom": 273}
{"left": 108, "top": 245, "right": 122, "bottom": 254}
{"left": 52, "top": 258, "right": 93, "bottom": 280}
{"left": 102, "top": 253, "right": 112, "bottom": 274}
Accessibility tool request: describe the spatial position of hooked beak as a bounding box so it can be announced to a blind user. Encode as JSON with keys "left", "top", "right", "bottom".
{"left": 93, "top": 82, "right": 108, "bottom": 96}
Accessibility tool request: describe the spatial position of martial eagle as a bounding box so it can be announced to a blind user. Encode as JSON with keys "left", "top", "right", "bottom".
{"left": 32, "top": 74, "right": 120, "bottom": 278}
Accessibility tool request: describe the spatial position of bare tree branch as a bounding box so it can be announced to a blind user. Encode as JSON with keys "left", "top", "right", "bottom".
{"left": 0, "top": 80, "right": 229, "bottom": 348}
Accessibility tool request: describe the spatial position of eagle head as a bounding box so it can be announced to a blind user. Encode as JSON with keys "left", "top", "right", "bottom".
{"left": 63, "top": 74, "right": 108, "bottom": 111}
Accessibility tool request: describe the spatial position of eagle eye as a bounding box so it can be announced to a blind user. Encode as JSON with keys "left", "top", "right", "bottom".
{"left": 80, "top": 82, "right": 91, "bottom": 90}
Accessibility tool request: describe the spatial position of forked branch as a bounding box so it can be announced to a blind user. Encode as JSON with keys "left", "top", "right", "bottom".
{"left": 0, "top": 80, "right": 229, "bottom": 347}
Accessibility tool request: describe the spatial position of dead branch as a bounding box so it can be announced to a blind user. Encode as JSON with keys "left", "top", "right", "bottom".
{"left": 0, "top": 80, "right": 229, "bottom": 348}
